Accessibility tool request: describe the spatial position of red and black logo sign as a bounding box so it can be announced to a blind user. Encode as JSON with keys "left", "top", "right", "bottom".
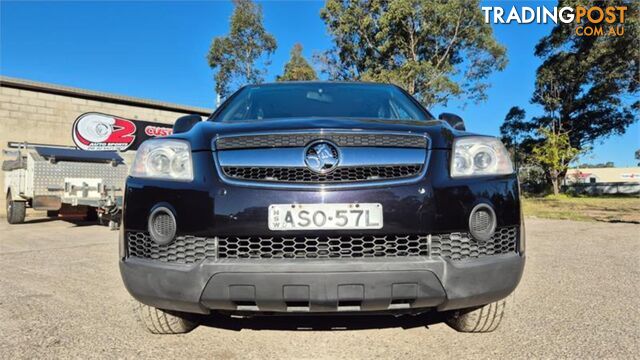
{"left": 72, "top": 113, "right": 173, "bottom": 151}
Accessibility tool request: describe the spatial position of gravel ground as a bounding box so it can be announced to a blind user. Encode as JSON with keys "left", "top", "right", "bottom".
{"left": 0, "top": 217, "right": 638, "bottom": 359}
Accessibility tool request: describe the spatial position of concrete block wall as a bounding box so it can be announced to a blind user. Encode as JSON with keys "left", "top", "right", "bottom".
{"left": 0, "top": 84, "right": 206, "bottom": 217}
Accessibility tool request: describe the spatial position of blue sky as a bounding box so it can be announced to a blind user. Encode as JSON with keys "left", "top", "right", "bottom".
{"left": 1, "top": 1, "right": 638, "bottom": 166}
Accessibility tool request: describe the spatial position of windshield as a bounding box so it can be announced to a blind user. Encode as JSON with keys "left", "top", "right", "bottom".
{"left": 212, "top": 83, "right": 432, "bottom": 122}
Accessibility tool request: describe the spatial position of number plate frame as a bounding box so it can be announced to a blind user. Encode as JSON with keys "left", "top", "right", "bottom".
{"left": 268, "top": 203, "right": 383, "bottom": 231}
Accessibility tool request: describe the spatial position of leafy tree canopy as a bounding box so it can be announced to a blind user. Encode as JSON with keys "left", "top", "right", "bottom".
{"left": 317, "top": 0, "right": 507, "bottom": 107}
{"left": 500, "top": 106, "right": 541, "bottom": 166}
{"left": 500, "top": 107, "right": 532, "bottom": 148}
{"left": 277, "top": 43, "right": 318, "bottom": 81}
{"left": 575, "top": 162, "right": 615, "bottom": 168}
{"left": 207, "top": 0, "right": 277, "bottom": 98}
{"left": 503, "top": 0, "right": 638, "bottom": 152}
{"left": 531, "top": 128, "right": 582, "bottom": 195}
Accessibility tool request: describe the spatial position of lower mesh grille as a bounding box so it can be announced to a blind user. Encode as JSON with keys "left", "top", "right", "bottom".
{"left": 126, "top": 227, "right": 518, "bottom": 264}
{"left": 217, "top": 235, "right": 429, "bottom": 259}
{"left": 430, "top": 227, "right": 517, "bottom": 260}
{"left": 127, "top": 232, "right": 216, "bottom": 264}
{"left": 221, "top": 165, "right": 422, "bottom": 183}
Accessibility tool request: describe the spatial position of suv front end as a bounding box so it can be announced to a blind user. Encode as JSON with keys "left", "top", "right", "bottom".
{"left": 119, "top": 82, "right": 525, "bottom": 334}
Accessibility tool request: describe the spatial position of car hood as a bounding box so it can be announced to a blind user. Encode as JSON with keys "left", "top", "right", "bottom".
{"left": 173, "top": 117, "right": 463, "bottom": 150}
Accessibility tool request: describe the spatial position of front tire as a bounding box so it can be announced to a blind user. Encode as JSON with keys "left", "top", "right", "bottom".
{"left": 446, "top": 299, "right": 507, "bottom": 333}
{"left": 133, "top": 301, "right": 198, "bottom": 334}
{"left": 6, "top": 193, "right": 26, "bottom": 224}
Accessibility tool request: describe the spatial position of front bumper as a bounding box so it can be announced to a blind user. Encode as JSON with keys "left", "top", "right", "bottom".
{"left": 120, "top": 253, "right": 525, "bottom": 314}
{"left": 120, "top": 150, "right": 524, "bottom": 315}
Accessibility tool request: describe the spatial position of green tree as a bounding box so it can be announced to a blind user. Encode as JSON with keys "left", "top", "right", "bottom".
{"left": 506, "top": 0, "right": 638, "bottom": 152}
{"left": 635, "top": 149, "right": 640, "bottom": 166}
{"left": 317, "top": 0, "right": 507, "bottom": 107}
{"left": 207, "top": 0, "right": 277, "bottom": 98}
{"left": 500, "top": 106, "right": 539, "bottom": 168}
{"left": 500, "top": 107, "right": 534, "bottom": 150}
{"left": 500, "top": 0, "right": 638, "bottom": 191}
{"left": 276, "top": 44, "right": 318, "bottom": 81}
{"left": 531, "top": 127, "right": 581, "bottom": 195}
{"left": 576, "top": 162, "right": 615, "bottom": 168}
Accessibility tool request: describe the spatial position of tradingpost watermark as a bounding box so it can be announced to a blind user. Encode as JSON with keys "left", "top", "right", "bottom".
{"left": 482, "top": 5, "right": 627, "bottom": 36}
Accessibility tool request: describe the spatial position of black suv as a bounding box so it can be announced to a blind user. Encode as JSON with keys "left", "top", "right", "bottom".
{"left": 119, "top": 82, "right": 525, "bottom": 334}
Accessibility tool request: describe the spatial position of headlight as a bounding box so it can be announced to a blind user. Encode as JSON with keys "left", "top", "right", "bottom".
{"left": 130, "top": 139, "right": 193, "bottom": 181}
{"left": 451, "top": 137, "right": 513, "bottom": 177}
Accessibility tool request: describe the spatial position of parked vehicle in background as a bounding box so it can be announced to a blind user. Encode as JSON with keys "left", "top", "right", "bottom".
{"left": 2, "top": 113, "right": 179, "bottom": 227}
{"left": 119, "top": 82, "right": 525, "bottom": 334}
{"left": 3, "top": 142, "right": 127, "bottom": 228}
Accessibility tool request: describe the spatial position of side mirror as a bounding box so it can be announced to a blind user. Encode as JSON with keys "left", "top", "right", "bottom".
{"left": 438, "top": 113, "right": 466, "bottom": 131}
{"left": 173, "top": 114, "right": 201, "bottom": 134}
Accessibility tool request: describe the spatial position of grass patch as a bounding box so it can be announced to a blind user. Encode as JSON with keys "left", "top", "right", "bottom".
{"left": 522, "top": 195, "right": 640, "bottom": 223}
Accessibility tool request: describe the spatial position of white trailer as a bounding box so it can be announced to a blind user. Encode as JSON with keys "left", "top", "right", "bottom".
{"left": 3, "top": 142, "right": 128, "bottom": 228}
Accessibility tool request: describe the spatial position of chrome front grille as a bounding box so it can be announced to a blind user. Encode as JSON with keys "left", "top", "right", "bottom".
{"left": 216, "top": 133, "right": 427, "bottom": 149}
{"left": 215, "top": 132, "right": 429, "bottom": 187}
{"left": 125, "top": 227, "right": 518, "bottom": 263}
{"left": 222, "top": 165, "right": 422, "bottom": 183}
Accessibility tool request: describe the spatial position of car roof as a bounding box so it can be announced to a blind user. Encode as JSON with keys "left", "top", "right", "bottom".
{"left": 244, "top": 81, "right": 397, "bottom": 88}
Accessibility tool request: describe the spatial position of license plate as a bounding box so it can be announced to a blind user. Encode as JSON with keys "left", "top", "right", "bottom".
{"left": 268, "top": 203, "right": 383, "bottom": 231}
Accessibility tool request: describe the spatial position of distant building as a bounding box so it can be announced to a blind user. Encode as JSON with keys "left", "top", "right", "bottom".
{"left": 565, "top": 167, "right": 640, "bottom": 184}
{"left": 564, "top": 167, "right": 640, "bottom": 195}
{"left": 0, "top": 75, "right": 212, "bottom": 216}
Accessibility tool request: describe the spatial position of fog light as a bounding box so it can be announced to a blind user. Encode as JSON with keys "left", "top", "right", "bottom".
{"left": 148, "top": 206, "right": 176, "bottom": 245}
{"left": 469, "top": 204, "right": 496, "bottom": 241}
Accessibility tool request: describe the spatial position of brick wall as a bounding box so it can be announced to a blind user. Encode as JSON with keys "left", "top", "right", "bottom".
{"left": 0, "top": 84, "right": 207, "bottom": 217}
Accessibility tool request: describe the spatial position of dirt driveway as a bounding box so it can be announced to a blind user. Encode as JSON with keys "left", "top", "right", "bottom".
{"left": 0, "top": 217, "right": 638, "bottom": 359}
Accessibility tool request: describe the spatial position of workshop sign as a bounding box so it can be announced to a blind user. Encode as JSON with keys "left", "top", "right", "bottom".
{"left": 72, "top": 112, "right": 173, "bottom": 151}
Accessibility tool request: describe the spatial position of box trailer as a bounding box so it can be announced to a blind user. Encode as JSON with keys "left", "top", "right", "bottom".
{"left": 3, "top": 142, "right": 128, "bottom": 229}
